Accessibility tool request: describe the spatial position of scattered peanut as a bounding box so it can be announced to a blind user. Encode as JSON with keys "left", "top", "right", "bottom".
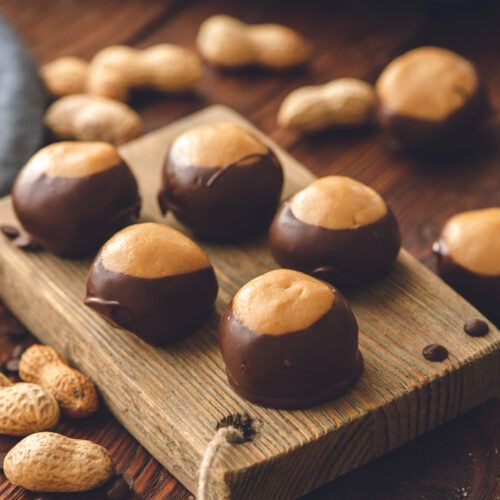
{"left": 87, "top": 44, "right": 203, "bottom": 101}
{"left": 19, "top": 345, "right": 98, "bottom": 418}
{"left": 277, "top": 78, "right": 377, "bottom": 132}
{"left": 197, "top": 15, "right": 311, "bottom": 70}
{"left": 4, "top": 432, "right": 114, "bottom": 492}
{"left": 40, "top": 57, "right": 89, "bottom": 98}
{"left": 0, "top": 373, "right": 60, "bottom": 436}
{"left": 44, "top": 94, "right": 142, "bottom": 145}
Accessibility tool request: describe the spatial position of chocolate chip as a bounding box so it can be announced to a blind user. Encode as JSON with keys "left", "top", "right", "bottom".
{"left": 422, "top": 344, "right": 449, "bottom": 362}
{"left": 122, "top": 473, "right": 134, "bottom": 489}
{"left": 0, "top": 224, "right": 20, "bottom": 239}
{"left": 11, "top": 343, "right": 26, "bottom": 359}
{"left": 464, "top": 319, "right": 489, "bottom": 337}
{"left": 5, "top": 358, "right": 19, "bottom": 373}
{"left": 13, "top": 234, "right": 42, "bottom": 252}
{"left": 105, "top": 475, "right": 131, "bottom": 499}
{"left": 0, "top": 315, "right": 29, "bottom": 338}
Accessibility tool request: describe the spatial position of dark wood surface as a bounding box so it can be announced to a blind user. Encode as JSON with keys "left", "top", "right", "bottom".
{"left": 0, "top": 1, "right": 499, "bottom": 498}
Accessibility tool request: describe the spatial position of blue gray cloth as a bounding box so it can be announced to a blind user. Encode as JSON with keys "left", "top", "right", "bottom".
{"left": 0, "top": 14, "right": 45, "bottom": 195}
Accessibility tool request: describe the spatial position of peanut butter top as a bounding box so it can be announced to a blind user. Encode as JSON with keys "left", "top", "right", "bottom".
{"left": 376, "top": 47, "right": 478, "bottom": 122}
{"left": 99, "top": 223, "right": 211, "bottom": 278}
{"left": 23, "top": 142, "right": 121, "bottom": 178}
{"left": 442, "top": 208, "right": 500, "bottom": 276}
{"left": 232, "top": 269, "right": 335, "bottom": 335}
{"left": 169, "top": 122, "right": 269, "bottom": 168}
{"left": 289, "top": 176, "right": 387, "bottom": 230}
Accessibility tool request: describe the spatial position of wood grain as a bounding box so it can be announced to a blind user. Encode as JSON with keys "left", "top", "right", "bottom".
{"left": 0, "top": 105, "right": 498, "bottom": 499}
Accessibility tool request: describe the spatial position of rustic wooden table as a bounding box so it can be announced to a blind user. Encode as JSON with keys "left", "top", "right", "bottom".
{"left": 0, "top": 1, "right": 499, "bottom": 498}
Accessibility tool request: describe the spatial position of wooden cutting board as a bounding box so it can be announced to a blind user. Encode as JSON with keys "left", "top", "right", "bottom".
{"left": 0, "top": 105, "right": 498, "bottom": 500}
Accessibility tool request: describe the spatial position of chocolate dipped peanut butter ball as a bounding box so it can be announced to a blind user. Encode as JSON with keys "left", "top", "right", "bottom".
{"left": 376, "top": 47, "right": 489, "bottom": 152}
{"left": 85, "top": 223, "right": 218, "bottom": 345}
{"left": 158, "top": 122, "right": 283, "bottom": 241}
{"left": 219, "top": 269, "right": 363, "bottom": 408}
{"left": 269, "top": 176, "right": 401, "bottom": 287}
{"left": 433, "top": 208, "right": 500, "bottom": 323}
{"left": 12, "top": 142, "right": 140, "bottom": 258}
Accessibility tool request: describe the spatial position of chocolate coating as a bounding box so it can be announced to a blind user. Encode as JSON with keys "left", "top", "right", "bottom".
{"left": 269, "top": 177, "right": 401, "bottom": 287}
{"left": 376, "top": 47, "right": 489, "bottom": 152}
{"left": 85, "top": 223, "right": 218, "bottom": 345}
{"left": 422, "top": 344, "right": 449, "bottom": 362}
{"left": 435, "top": 252, "right": 500, "bottom": 324}
{"left": 86, "top": 261, "right": 217, "bottom": 345}
{"left": 219, "top": 270, "right": 363, "bottom": 409}
{"left": 12, "top": 142, "right": 141, "bottom": 258}
{"left": 434, "top": 208, "right": 500, "bottom": 324}
{"left": 158, "top": 123, "right": 283, "bottom": 241}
